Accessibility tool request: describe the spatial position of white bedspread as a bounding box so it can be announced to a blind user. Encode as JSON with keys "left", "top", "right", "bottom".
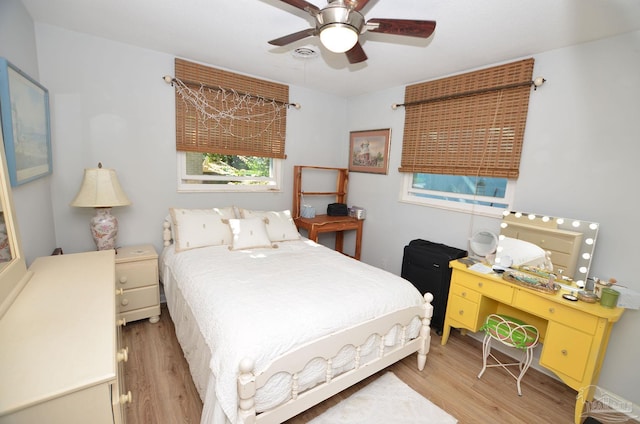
{"left": 161, "top": 239, "right": 424, "bottom": 423}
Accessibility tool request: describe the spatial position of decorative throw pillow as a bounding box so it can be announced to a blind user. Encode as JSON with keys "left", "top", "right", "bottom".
{"left": 213, "top": 206, "right": 237, "bottom": 219}
{"left": 239, "top": 209, "right": 301, "bottom": 242}
{"left": 228, "top": 218, "right": 276, "bottom": 250}
{"left": 169, "top": 208, "right": 233, "bottom": 251}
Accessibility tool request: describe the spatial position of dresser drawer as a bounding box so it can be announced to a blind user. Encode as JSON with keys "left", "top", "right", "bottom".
{"left": 117, "top": 285, "right": 159, "bottom": 313}
{"left": 453, "top": 271, "right": 514, "bottom": 304}
{"left": 116, "top": 260, "right": 157, "bottom": 290}
{"left": 514, "top": 290, "right": 598, "bottom": 334}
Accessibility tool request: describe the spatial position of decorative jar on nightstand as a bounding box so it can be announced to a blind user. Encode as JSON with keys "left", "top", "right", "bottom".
{"left": 115, "top": 244, "right": 161, "bottom": 323}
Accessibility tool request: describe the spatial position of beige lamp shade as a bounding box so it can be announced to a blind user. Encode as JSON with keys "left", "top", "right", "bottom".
{"left": 71, "top": 164, "right": 131, "bottom": 208}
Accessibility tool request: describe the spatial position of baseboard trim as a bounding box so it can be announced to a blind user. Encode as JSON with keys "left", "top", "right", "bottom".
{"left": 590, "top": 386, "right": 639, "bottom": 421}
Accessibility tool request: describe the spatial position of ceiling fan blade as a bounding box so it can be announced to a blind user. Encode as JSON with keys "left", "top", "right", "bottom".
{"left": 346, "top": 0, "right": 371, "bottom": 12}
{"left": 345, "top": 41, "right": 367, "bottom": 64}
{"left": 268, "top": 28, "right": 317, "bottom": 46}
{"left": 366, "top": 18, "right": 436, "bottom": 38}
{"left": 277, "top": 0, "right": 320, "bottom": 15}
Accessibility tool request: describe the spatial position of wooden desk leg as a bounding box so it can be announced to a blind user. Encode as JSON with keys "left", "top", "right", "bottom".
{"left": 335, "top": 231, "right": 344, "bottom": 254}
{"left": 354, "top": 222, "right": 362, "bottom": 260}
{"left": 574, "top": 399, "right": 584, "bottom": 424}
{"left": 441, "top": 324, "right": 451, "bottom": 345}
{"left": 308, "top": 226, "right": 319, "bottom": 243}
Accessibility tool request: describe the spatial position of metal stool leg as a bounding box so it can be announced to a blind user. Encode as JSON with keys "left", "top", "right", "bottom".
{"left": 478, "top": 332, "right": 491, "bottom": 379}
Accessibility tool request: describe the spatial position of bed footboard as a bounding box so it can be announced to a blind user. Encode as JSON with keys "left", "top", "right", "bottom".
{"left": 237, "top": 292, "right": 434, "bottom": 424}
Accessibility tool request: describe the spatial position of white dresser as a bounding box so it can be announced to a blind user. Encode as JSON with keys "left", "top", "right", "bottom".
{"left": 0, "top": 250, "right": 130, "bottom": 424}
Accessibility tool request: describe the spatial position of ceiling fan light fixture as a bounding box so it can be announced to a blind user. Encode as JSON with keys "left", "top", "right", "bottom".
{"left": 320, "top": 23, "right": 358, "bottom": 53}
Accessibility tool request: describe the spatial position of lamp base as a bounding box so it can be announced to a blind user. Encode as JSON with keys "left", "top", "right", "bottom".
{"left": 90, "top": 208, "right": 119, "bottom": 250}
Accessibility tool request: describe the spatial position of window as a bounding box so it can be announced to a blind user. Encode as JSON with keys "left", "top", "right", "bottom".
{"left": 172, "top": 59, "right": 289, "bottom": 192}
{"left": 398, "top": 59, "right": 534, "bottom": 216}
{"left": 177, "top": 152, "right": 281, "bottom": 192}
{"left": 400, "top": 172, "right": 515, "bottom": 216}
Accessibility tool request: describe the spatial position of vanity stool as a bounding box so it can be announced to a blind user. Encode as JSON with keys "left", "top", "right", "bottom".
{"left": 478, "top": 314, "right": 540, "bottom": 396}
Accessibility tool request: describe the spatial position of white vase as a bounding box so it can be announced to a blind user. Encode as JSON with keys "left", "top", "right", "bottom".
{"left": 90, "top": 208, "right": 118, "bottom": 250}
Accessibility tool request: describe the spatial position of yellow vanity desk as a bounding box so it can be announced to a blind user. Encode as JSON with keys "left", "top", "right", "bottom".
{"left": 441, "top": 259, "right": 624, "bottom": 424}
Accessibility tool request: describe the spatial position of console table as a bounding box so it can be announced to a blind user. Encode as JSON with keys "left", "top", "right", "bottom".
{"left": 442, "top": 259, "right": 624, "bottom": 424}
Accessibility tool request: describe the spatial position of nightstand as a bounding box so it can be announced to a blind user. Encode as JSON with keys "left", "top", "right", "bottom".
{"left": 115, "top": 244, "right": 160, "bottom": 323}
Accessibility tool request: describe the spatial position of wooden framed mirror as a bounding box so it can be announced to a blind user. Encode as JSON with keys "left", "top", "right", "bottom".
{"left": 0, "top": 128, "right": 30, "bottom": 318}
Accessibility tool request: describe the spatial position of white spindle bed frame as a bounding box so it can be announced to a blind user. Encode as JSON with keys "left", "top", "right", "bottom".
{"left": 162, "top": 222, "right": 434, "bottom": 424}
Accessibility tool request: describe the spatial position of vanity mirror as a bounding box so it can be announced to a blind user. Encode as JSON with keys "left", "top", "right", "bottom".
{"left": 496, "top": 210, "right": 599, "bottom": 287}
{"left": 0, "top": 129, "right": 29, "bottom": 318}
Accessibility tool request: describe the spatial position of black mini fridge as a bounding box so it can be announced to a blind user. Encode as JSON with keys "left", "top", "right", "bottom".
{"left": 401, "top": 239, "right": 467, "bottom": 334}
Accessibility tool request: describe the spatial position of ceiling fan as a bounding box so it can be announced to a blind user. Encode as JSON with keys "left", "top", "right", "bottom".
{"left": 268, "top": 0, "right": 436, "bottom": 64}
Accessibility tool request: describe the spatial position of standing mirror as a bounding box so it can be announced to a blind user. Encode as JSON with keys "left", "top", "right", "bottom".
{"left": 0, "top": 128, "right": 29, "bottom": 318}
{"left": 496, "top": 210, "right": 599, "bottom": 287}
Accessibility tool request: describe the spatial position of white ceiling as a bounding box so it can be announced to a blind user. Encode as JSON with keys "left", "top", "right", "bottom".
{"left": 21, "top": 0, "right": 640, "bottom": 97}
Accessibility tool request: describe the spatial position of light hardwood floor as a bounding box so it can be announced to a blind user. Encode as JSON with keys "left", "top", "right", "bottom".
{"left": 123, "top": 304, "right": 634, "bottom": 424}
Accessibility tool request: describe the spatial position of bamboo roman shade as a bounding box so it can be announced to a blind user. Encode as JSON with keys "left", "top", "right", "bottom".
{"left": 399, "top": 58, "right": 534, "bottom": 178}
{"left": 174, "top": 58, "right": 289, "bottom": 159}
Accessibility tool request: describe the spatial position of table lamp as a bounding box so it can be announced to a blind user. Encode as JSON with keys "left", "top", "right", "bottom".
{"left": 71, "top": 163, "right": 131, "bottom": 250}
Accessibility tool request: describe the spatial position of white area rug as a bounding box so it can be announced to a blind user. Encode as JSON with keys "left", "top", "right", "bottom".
{"left": 308, "top": 372, "right": 457, "bottom": 424}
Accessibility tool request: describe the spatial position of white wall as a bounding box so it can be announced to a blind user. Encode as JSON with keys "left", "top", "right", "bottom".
{"left": 347, "top": 31, "right": 640, "bottom": 407}
{"left": 33, "top": 24, "right": 348, "bottom": 256}
{"left": 0, "top": 0, "right": 56, "bottom": 264}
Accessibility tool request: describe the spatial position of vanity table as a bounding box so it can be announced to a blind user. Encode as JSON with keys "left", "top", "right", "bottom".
{"left": 442, "top": 259, "right": 624, "bottom": 424}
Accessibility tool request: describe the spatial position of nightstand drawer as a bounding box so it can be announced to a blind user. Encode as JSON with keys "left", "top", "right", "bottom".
{"left": 117, "top": 285, "right": 159, "bottom": 313}
{"left": 116, "top": 259, "right": 157, "bottom": 289}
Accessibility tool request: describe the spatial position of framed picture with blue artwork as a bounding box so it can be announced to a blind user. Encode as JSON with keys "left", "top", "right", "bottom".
{"left": 0, "top": 57, "right": 52, "bottom": 186}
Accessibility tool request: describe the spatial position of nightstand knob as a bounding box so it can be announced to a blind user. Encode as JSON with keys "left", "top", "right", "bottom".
{"left": 461, "top": 292, "right": 467, "bottom": 297}
{"left": 120, "top": 391, "right": 132, "bottom": 405}
{"left": 119, "top": 276, "right": 128, "bottom": 284}
{"left": 121, "top": 298, "right": 129, "bottom": 306}
{"left": 561, "top": 349, "right": 568, "bottom": 356}
{"left": 549, "top": 307, "right": 555, "bottom": 314}
{"left": 115, "top": 288, "right": 124, "bottom": 296}
{"left": 477, "top": 282, "right": 483, "bottom": 288}
{"left": 458, "top": 310, "right": 464, "bottom": 315}
{"left": 117, "top": 347, "right": 129, "bottom": 363}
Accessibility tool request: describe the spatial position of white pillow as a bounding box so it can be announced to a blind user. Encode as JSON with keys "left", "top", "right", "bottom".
{"left": 228, "top": 218, "right": 276, "bottom": 250}
{"left": 240, "top": 209, "right": 301, "bottom": 242}
{"left": 169, "top": 208, "right": 233, "bottom": 252}
{"left": 213, "top": 206, "right": 238, "bottom": 219}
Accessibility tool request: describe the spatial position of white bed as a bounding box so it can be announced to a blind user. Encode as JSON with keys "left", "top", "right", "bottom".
{"left": 160, "top": 208, "right": 433, "bottom": 424}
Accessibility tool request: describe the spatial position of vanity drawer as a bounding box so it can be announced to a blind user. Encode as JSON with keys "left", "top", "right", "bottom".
{"left": 447, "top": 294, "right": 481, "bottom": 330}
{"left": 115, "top": 260, "right": 157, "bottom": 290}
{"left": 117, "top": 285, "right": 159, "bottom": 313}
{"left": 453, "top": 271, "right": 514, "bottom": 304}
{"left": 515, "top": 290, "right": 598, "bottom": 333}
{"left": 449, "top": 283, "right": 481, "bottom": 303}
{"left": 540, "top": 321, "right": 592, "bottom": 382}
